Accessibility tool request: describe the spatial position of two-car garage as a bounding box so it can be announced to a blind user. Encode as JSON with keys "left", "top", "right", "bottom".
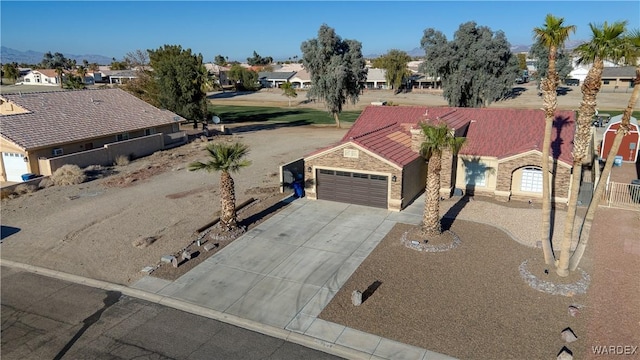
{"left": 315, "top": 169, "right": 389, "bottom": 208}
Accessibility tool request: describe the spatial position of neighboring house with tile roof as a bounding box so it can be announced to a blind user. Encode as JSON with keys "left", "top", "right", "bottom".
{"left": 600, "top": 66, "right": 636, "bottom": 91}
{"left": 288, "top": 69, "right": 311, "bottom": 89}
{"left": 20, "top": 69, "right": 62, "bottom": 86}
{"left": 258, "top": 72, "right": 296, "bottom": 88}
{"left": 0, "top": 88, "right": 186, "bottom": 182}
{"left": 364, "top": 68, "right": 387, "bottom": 89}
{"left": 303, "top": 105, "right": 577, "bottom": 211}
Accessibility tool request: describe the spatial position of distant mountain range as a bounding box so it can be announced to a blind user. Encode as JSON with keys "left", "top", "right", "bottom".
{"left": 2, "top": 41, "right": 584, "bottom": 66}
{"left": 0, "top": 47, "right": 113, "bottom": 66}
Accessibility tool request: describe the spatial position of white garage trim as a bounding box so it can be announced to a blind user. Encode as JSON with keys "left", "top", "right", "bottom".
{"left": 2, "top": 152, "right": 29, "bottom": 182}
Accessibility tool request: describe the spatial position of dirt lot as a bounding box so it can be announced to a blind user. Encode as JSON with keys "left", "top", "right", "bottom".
{"left": 0, "top": 124, "right": 347, "bottom": 284}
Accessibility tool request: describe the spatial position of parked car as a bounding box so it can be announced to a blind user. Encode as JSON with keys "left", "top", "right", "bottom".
{"left": 565, "top": 78, "right": 580, "bottom": 86}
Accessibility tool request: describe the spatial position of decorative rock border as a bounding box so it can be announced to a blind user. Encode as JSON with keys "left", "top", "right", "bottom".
{"left": 401, "top": 230, "right": 462, "bottom": 253}
{"left": 519, "top": 259, "right": 591, "bottom": 296}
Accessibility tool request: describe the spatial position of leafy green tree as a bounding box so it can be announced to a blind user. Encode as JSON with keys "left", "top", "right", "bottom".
{"left": 281, "top": 81, "right": 297, "bottom": 107}
{"left": 301, "top": 24, "right": 367, "bottom": 128}
{"left": 421, "top": 22, "right": 519, "bottom": 107}
{"left": 189, "top": 142, "right": 251, "bottom": 231}
{"left": 533, "top": 13, "right": 576, "bottom": 266}
{"left": 517, "top": 53, "right": 528, "bottom": 70}
{"left": 214, "top": 55, "right": 227, "bottom": 66}
{"left": 419, "top": 123, "right": 466, "bottom": 236}
{"left": 110, "top": 57, "right": 129, "bottom": 70}
{"left": 227, "top": 64, "right": 259, "bottom": 91}
{"left": 247, "top": 51, "right": 273, "bottom": 66}
{"left": 372, "top": 49, "right": 412, "bottom": 91}
{"left": 148, "top": 45, "right": 209, "bottom": 128}
{"left": 529, "top": 41, "right": 573, "bottom": 82}
{"left": 63, "top": 74, "right": 86, "bottom": 89}
{"left": 40, "top": 51, "right": 68, "bottom": 69}
{"left": 2, "top": 63, "right": 20, "bottom": 83}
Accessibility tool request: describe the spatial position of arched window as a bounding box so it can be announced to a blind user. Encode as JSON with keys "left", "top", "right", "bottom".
{"left": 521, "top": 167, "right": 542, "bottom": 193}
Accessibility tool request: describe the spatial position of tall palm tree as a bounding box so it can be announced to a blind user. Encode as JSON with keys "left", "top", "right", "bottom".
{"left": 76, "top": 65, "right": 88, "bottom": 85}
{"left": 420, "top": 123, "right": 466, "bottom": 237}
{"left": 556, "top": 21, "right": 628, "bottom": 276}
{"left": 188, "top": 142, "right": 251, "bottom": 230}
{"left": 55, "top": 67, "right": 64, "bottom": 88}
{"left": 570, "top": 29, "right": 640, "bottom": 271}
{"left": 532, "top": 14, "right": 576, "bottom": 265}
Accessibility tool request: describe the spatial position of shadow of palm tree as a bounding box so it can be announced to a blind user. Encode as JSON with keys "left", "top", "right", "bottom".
{"left": 239, "top": 195, "right": 297, "bottom": 229}
{"left": 549, "top": 114, "right": 573, "bottom": 246}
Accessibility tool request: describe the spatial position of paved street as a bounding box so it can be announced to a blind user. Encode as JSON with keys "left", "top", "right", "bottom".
{"left": 1, "top": 266, "right": 342, "bottom": 360}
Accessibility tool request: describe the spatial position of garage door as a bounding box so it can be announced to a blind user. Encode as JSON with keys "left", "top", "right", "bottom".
{"left": 316, "top": 169, "right": 388, "bottom": 208}
{"left": 2, "top": 152, "right": 28, "bottom": 182}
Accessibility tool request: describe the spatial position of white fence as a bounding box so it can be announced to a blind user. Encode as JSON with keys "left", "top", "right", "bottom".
{"left": 602, "top": 181, "right": 640, "bottom": 211}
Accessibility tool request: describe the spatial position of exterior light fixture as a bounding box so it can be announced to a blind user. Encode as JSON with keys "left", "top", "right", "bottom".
{"left": 392, "top": 175, "right": 397, "bottom": 182}
{"left": 307, "top": 166, "right": 312, "bottom": 173}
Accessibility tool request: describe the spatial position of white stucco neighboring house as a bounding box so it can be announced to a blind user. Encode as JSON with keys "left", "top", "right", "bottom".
{"left": 20, "top": 69, "right": 60, "bottom": 86}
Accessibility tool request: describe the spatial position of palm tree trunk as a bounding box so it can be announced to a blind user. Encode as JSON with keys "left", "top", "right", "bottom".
{"left": 556, "top": 60, "right": 604, "bottom": 276}
{"left": 570, "top": 67, "right": 640, "bottom": 271}
{"left": 540, "top": 60, "right": 558, "bottom": 265}
{"left": 220, "top": 170, "right": 238, "bottom": 230}
{"left": 333, "top": 112, "right": 341, "bottom": 128}
{"left": 422, "top": 152, "right": 442, "bottom": 237}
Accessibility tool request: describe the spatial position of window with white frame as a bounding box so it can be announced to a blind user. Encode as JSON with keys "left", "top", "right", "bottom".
{"left": 343, "top": 148, "right": 359, "bottom": 158}
{"left": 145, "top": 128, "right": 156, "bottom": 136}
{"left": 521, "top": 167, "right": 543, "bottom": 193}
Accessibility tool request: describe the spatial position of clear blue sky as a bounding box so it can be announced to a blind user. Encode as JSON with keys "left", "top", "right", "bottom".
{"left": 2, "top": 1, "right": 639, "bottom": 62}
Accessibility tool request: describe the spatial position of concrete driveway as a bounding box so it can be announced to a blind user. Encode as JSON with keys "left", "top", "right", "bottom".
{"left": 135, "top": 198, "right": 393, "bottom": 327}
{"left": 132, "top": 197, "right": 452, "bottom": 359}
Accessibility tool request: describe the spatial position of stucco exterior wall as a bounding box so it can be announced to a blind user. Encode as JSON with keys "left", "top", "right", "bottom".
{"left": 401, "top": 157, "right": 426, "bottom": 208}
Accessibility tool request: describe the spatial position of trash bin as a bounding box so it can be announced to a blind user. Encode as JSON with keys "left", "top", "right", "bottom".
{"left": 614, "top": 156, "right": 623, "bottom": 166}
{"left": 21, "top": 173, "right": 37, "bottom": 181}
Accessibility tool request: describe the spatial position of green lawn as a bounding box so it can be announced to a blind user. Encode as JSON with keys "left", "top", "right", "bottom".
{"left": 208, "top": 105, "right": 362, "bottom": 126}
{"left": 596, "top": 110, "right": 640, "bottom": 119}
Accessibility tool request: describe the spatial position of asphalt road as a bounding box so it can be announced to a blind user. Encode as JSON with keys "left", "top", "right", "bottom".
{"left": 0, "top": 266, "right": 343, "bottom": 360}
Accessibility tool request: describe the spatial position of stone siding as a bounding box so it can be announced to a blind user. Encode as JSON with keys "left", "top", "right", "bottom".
{"left": 305, "top": 144, "right": 402, "bottom": 210}
{"left": 497, "top": 153, "right": 571, "bottom": 202}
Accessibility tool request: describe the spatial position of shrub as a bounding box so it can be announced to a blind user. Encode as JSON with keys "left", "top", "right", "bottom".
{"left": 51, "top": 164, "right": 86, "bottom": 186}
{"left": 14, "top": 184, "right": 38, "bottom": 194}
{"left": 114, "top": 154, "right": 130, "bottom": 166}
{"left": 39, "top": 177, "right": 55, "bottom": 188}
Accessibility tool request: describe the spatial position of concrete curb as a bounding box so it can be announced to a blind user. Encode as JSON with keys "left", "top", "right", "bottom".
{"left": 0, "top": 259, "right": 371, "bottom": 360}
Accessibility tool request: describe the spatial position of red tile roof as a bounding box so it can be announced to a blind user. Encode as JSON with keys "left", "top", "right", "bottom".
{"left": 307, "top": 105, "right": 576, "bottom": 167}
{"left": 1, "top": 88, "right": 184, "bottom": 150}
{"left": 456, "top": 108, "right": 575, "bottom": 164}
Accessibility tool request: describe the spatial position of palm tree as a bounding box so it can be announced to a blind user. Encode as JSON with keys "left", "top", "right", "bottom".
{"left": 55, "top": 67, "right": 64, "bottom": 88}
{"left": 281, "top": 81, "right": 297, "bottom": 107}
{"left": 420, "top": 123, "right": 466, "bottom": 237}
{"left": 188, "top": 142, "right": 251, "bottom": 230}
{"left": 570, "top": 29, "right": 640, "bottom": 271}
{"left": 556, "top": 21, "right": 628, "bottom": 276}
{"left": 532, "top": 14, "right": 576, "bottom": 265}
{"left": 76, "top": 65, "right": 88, "bottom": 85}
